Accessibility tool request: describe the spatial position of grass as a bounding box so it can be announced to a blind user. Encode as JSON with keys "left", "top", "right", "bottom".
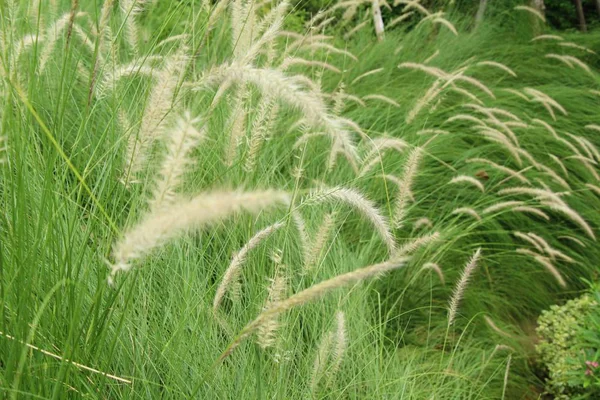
{"left": 1, "top": 0, "right": 599, "bottom": 398}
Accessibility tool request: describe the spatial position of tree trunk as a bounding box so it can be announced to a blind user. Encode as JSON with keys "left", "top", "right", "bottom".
{"left": 475, "top": 0, "right": 488, "bottom": 28}
{"left": 596, "top": 0, "right": 600, "bottom": 17}
{"left": 531, "top": 0, "right": 545, "bottom": 34}
{"left": 372, "top": 0, "right": 385, "bottom": 41}
{"left": 573, "top": 0, "right": 587, "bottom": 32}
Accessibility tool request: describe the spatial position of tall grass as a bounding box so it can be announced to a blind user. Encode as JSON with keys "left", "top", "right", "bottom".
{"left": 0, "top": 0, "right": 599, "bottom": 398}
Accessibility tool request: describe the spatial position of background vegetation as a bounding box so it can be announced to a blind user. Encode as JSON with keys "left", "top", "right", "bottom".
{"left": 0, "top": 0, "right": 599, "bottom": 398}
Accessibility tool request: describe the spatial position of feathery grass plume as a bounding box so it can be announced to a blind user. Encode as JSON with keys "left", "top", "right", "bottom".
{"left": 395, "top": 232, "right": 440, "bottom": 256}
{"left": 558, "top": 41, "right": 597, "bottom": 54}
{"left": 452, "top": 207, "right": 481, "bottom": 221}
{"left": 39, "top": 12, "right": 86, "bottom": 73}
{"left": 292, "top": 210, "right": 310, "bottom": 263}
{"left": 511, "top": 206, "right": 550, "bottom": 220}
{"left": 476, "top": 128, "right": 523, "bottom": 165}
{"left": 449, "top": 175, "right": 485, "bottom": 192}
{"left": 531, "top": 34, "right": 563, "bottom": 41}
{"left": 545, "top": 54, "right": 592, "bottom": 75}
{"left": 450, "top": 86, "right": 484, "bottom": 104}
{"left": 280, "top": 57, "right": 341, "bottom": 73}
{"left": 516, "top": 249, "right": 566, "bottom": 287}
{"left": 500, "top": 187, "right": 596, "bottom": 238}
{"left": 307, "top": 187, "right": 396, "bottom": 253}
{"left": 0, "top": 135, "right": 6, "bottom": 164}
{"left": 536, "top": 163, "right": 570, "bottom": 190}
{"left": 421, "top": 262, "right": 444, "bottom": 284}
{"left": 120, "top": 0, "right": 147, "bottom": 55}
{"left": 586, "top": 183, "right": 600, "bottom": 197}
{"left": 446, "top": 114, "right": 486, "bottom": 126}
{"left": 109, "top": 190, "right": 290, "bottom": 281}
{"left": 213, "top": 222, "right": 284, "bottom": 313}
{"left": 527, "top": 232, "right": 574, "bottom": 263}
{"left": 431, "top": 16, "right": 458, "bottom": 36}
{"left": 304, "top": 213, "right": 337, "bottom": 273}
{"left": 311, "top": 330, "right": 334, "bottom": 392}
{"left": 466, "top": 158, "right": 530, "bottom": 184}
{"left": 524, "top": 88, "right": 567, "bottom": 118}
{"left": 362, "top": 94, "right": 400, "bottom": 107}
{"left": 559, "top": 235, "right": 586, "bottom": 247}
{"left": 330, "top": 311, "right": 347, "bottom": 375}
{"left": 360, "top": 137, "right": 408, "bottom": 176}
{"left": 393, "top": 147, "right": 421, "bottom": 228}
{"left": 532, "top": 118, "right": 560, "bottom": 140}
{"left": 301, "top": 42, "right": 358, "bottom": 61}
{"left": 416, "top": 128, "right": 450, "bottom": 135}
{"left": 245, "top": 99, "right": 278, "bottom": 172}
{"left": 257, "top": 252, "right": 288, "bottom": 350}
{"left": 225, "top": 85, "right": 250, "bottom": 166}
{"left": 351, "top": 68, "right": 384, "bottom": 85}
{"left": 499, "top": 187, "right": 594, "bottom": 238}
{"left": 220, "top": 258, "right": 409, "bottom": 361}
{"left": 396, "top": 0, "right": 430, "bottom": 15}
{"left": 413, "top": 217, "right": 432, "bottom": 230}
{"left": 398, "top": 62, "right": 448, "bottom": 79}
{"left": 483, "top": 200, "right": 525, "bottom": 214}
{"left": 566, "top": 133, "right": 600, "bottom": 162}
{"left": 344, "top": 19, "right": 370, "bottom": 39}
{"left": 447, "top": 248, "right": 481, "bottom": 326}
{"left": 424, "top": 49, "right": 440, "bottom": 64}
{"left": 514, "top": 5, "right": 545, "bottom": 22}
{"left": 200, "top": 65, "right": 360, "bottom": 168}
{"left": 124, "top": 49, "right": 189, "bottom": 180}
{"left": 148, "top": 113, "right": 205, "bottom": 212}
{"left": 502, "top": 354, "right": 512, "bottom": 400}
{"left": 484, "top": 316, "right": 515, "bottom": 338}
{"left": 97, "top": 58, "right": 162, "bottom": 97}
{"left": 548, "top": 154, "right": 568, "bottom": 177}
{"left": 476, "top": 61, "right": 517, "bottom": 77}
{"left": 389, "top": 11, "right": 414, "bottom": 27}
{"left": 513, "top": 231, "right": 544, "bottom": 252}
{"left": 406, "top": 78, "right": 443, "bottom": 123}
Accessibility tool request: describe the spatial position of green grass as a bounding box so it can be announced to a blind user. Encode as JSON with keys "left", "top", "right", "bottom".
{"left": 1, "top": 1, "right": 600, "bottom": 398}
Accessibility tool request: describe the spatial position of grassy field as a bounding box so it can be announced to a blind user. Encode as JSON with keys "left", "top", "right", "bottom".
{"left": 1, "top": 0, "right": 600, "bottom": 398}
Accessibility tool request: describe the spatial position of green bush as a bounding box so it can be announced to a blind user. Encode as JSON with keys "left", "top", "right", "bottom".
{"left": 536, "top": 289, "right": 600, "bottom": 398}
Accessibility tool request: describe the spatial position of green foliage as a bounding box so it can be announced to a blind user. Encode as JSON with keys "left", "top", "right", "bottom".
{"left": 536, "top": 292, "right": 599, "bottom": 398}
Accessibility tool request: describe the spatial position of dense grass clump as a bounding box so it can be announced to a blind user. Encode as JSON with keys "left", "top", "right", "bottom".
{"left": 0, "top": 0, "right": 599, "bottom": 398}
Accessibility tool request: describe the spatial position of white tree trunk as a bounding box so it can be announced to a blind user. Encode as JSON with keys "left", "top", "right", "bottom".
{"left": 372, "top": 0, "right": 385, "bottom": 41}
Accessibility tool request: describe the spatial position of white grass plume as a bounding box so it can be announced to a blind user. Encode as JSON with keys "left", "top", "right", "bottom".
{"left": 466, "top": 158, "right": 530, "bottom": 184}
{"left": 257, "top": 256, "right": 288, "bottom": 349}
{"left": 304, "top": 213, "right": 337, "bottom": 272}
{"left": 213, "top": 222, "right": 284, "bottom": 312}
{"left": 514, "top": 5, "right": 545, "bottom": 22}
{"left": 452, "top": 207, "right": 481, "bottom": 221}
{"left": 395, "top": 232, "right": 440, "bottom": 256}
{"left": 307, "top": 187, "right": 396, "bottom": 253}
{"left": 449, "top": 175, "right": 485, "bottom": 192}
{"left": 476, "top": 61, "right": 517, "bottom": 77}
{"left": 124, "top": 50, "right": 188, "bottom": 178}
{"left": 448, "top": 248, "right": 481, "bottom": 326}
{"left": 110, "top": 190, "right": 290, "bottom": 281}
{"left": 393, "top": 147, "right": 421, "bottom": 228}
{"left": 421, "top": 262, "right": 444, "bottom": 285}
{"left": 220, "top": 257, "right": 409, "bottom": 361}
{"left": 148, "top": 113, "right": 205, "bottom": 212}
